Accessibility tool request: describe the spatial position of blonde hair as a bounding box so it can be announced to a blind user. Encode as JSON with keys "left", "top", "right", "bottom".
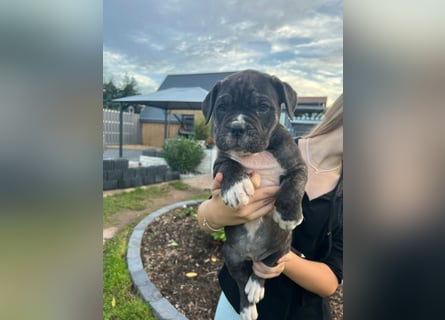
{"left": 304, "top": 93, "right": 343, "bottom": 138}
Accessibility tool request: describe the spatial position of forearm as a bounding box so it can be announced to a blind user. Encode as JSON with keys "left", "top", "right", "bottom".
{"left": 197, "top": 199, "right": 224, "bottom": 233}
{"left": 283, "top": 251, "right": 339, "bottom": 297}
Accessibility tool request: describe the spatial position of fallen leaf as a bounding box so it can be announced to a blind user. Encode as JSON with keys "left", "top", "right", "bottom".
{"left": 185, "top": 272, "right": 198, "bottom": 278}
{"left": 211, "top": 256, "right": 218, "bottom": 262}
{"left": 168, "top": 241, "right": 179, "bottom": 247}
{"left": 111, "top": 296, "right": 116, "bottom": 308}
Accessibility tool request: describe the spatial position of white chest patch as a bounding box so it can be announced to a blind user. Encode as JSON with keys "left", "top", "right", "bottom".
{"left": 230, "top": 151, "right": 284, "bottom": 187}
{"left": 230, "top": 151, "right": 285, "bottom": 239}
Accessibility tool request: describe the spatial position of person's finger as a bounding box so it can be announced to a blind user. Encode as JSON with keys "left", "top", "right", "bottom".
{"left": 252, "top": 262, "right": 268, "bottom": 278}
{"left": 277, "top": 252, "right": 291, "bottom": 264}
{"left": 211, "top": 172, "right": 223, "bottom": 191}
{"left": 250, "top": 171, "right": 261, "bottom": 188}
{"left": 215, "top": 172, "right": 223, "bottom": 183}
{"left": 252, "top": 261, "right": 284, "bottom": 279}
{"left": 240, "top": 201, "right": 275, "bottom": 220}
{"left": 250, "top": 185, "right": 280, "bottom": 201}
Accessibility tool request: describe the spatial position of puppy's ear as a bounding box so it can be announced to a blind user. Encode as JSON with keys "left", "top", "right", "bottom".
{"left": 275, "top": 80, "right": 298, "bottom": 119}
{"left": 202, "top": 81, "right": 220, "bottom": 124}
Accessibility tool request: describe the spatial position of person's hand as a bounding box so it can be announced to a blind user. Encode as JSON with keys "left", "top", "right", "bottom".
{"left": 203, "top": 172, "right": 279, "bottom": 227}
{"left": 252, "top": 253, "right": 291, "bottom": 279}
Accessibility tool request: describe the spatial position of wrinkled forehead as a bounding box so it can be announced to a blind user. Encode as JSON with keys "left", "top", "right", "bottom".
{"left": 215, "top": 91, "right": 275, "bottom": 107}
{"left": 224, "top": 72, "right": 276, "bottom": 91}
{"left": 216, "top": 76, "right": 278, "bottom": 105}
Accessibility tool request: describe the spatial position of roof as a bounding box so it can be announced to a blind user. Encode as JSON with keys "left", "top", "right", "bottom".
{"left": 139, "top": 107, "right": 181, "bottom": 123}
{"left": 113, "top": 87, "right": 208, "bottom": 110}
{"left": 158, "top": 71, "right": 238, "bottom": 91}
{"left": 134, "top": 71, "right": 234, "bottom": 123}
{"left": 297, "top": 96, "right": 328, "bottom": 105}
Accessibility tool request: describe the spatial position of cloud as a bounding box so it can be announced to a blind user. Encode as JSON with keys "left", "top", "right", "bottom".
{"left": 103, "top": 0, "right": 343, "bottom": 103}
{"left": 102, "top": 49, "right": 159, "bottom": 93}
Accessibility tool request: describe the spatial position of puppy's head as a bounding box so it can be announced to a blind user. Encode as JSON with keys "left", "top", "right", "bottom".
{"left": 202, "top": 69, "right": 297, "bottom": 155}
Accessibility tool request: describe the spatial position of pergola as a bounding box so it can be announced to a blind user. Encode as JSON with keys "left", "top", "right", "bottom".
{"left": 113, "top": 87, "right": 208, "bottom": 157}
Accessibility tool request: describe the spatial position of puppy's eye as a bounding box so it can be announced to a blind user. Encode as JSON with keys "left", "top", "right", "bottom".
{"left": 257, "top": 103, "right": 269, "bottom": 113}
{"left": 217, "top": 104, "right": 227, "bottom": 113}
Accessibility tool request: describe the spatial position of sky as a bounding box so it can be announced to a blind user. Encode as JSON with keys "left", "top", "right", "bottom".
{"left": 103, "top": 0, "right": 343, "bottom": 105}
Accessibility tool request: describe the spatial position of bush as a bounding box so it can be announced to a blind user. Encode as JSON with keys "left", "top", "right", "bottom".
{"left": 162, "top": 137, "right": 205, "bottom": 174}
{"left": 210, "top": 228, "right": 226, "bottom": 242}
{"left": 193, "top": 118, "right": 211, "bottom": 140}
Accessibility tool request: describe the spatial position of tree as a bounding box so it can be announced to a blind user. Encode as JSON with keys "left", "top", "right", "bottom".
{"left": 103, "top": 76, "right": 143, "bottom": 112}
{"left": 103, "top": 79, "right": 120, "bottom": 110}
{"left": 120, "top": 75, "right": 139, "bottom": 97}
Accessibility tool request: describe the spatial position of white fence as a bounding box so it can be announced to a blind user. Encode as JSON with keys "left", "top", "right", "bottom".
{"left": 103, "top": 109, "right": 141, "bottom": 145}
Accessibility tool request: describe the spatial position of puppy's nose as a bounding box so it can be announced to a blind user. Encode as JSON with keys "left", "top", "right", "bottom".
{"left": 230, "top": 122, "right": 245, "bottom": 136}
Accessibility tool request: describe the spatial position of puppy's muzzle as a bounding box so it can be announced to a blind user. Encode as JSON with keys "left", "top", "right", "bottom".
{"left": 230, "top": 121, "right": 246, "bottom": 137}
{"left": 228, "top": 115, "right": 247, "bottom": 137}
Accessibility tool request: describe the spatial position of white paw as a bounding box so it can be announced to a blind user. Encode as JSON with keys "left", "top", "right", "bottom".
{"left": 245, "top": 276, "right": 265, "bottom": 303}
{"left": 240, "top": 304, "right": 258, "bottom": 320}
{"left": 272, "top": 210, "right": 303, "bottom": 230}
{"left": 222, "top": 178, "right": 254, "bottom": 208}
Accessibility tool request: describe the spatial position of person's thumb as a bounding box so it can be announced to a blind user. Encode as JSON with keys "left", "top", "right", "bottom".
{"left": 211, "top": 172, "right": 223, "bottom": 190}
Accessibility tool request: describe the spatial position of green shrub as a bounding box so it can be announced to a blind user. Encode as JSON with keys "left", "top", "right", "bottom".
{"left": 210, "top": 228, "right": 226, "bottom": 242}
{"left": 193, "top": 118, "right": 211, "bottom": 140}
{"left": 162, "top": 137, "right": 205, "bottom": 174}
{"left": 176, "top": 206, "right": 197, "bottom": 218}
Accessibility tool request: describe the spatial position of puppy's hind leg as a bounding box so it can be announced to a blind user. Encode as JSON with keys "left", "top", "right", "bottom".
{"left": 230, "top": 266, "right": 259, "bottom": 320}
{"left": 245, "top": 249, "right": 288, "bottom": 304}
{"left": 223, "top": 247, "right": 259, "bottom": 320}
{"left": 245, "top": 273, "right": 265, "bottom": 304}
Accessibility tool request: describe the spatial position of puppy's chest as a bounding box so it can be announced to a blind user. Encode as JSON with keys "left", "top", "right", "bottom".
{"left": 230, "top": 151, "right": 285, "bottom": 186}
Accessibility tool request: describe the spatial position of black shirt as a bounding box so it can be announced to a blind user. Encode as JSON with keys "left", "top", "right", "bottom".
{"left": 218, "top": 149, "right": 343, "bottom": 320}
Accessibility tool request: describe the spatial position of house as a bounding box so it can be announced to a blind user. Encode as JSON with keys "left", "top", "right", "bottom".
{"left": 140, "top": 71, "right": 328, "bottom": 146}
{"left": 140, "top": 71, "right": 237, "bottom": 147}
{"left": 157, "top": 71, "right": 236, "bottom": 91}
{"left": 291, "top": 96, "right": 328, "bottom": 137}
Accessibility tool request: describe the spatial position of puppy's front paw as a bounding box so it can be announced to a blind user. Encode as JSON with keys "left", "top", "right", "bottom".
{"left": 221, "top": 177, "right": 254, "bottom": 208}
{"left": 273, "top": 209, "right": 303, "bottom": 230}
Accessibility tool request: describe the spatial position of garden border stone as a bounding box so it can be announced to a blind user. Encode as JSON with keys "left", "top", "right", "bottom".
{"left": 127, "top": 199, "right": 204, "bottom": 320}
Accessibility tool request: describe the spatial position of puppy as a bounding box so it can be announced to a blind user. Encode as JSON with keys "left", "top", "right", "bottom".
{"left": 202, "top": 70, "right": 307, "bottom": 320}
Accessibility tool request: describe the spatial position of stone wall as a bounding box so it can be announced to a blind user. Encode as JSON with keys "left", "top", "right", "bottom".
{"left": 103, "top": 159, "right": 180, "bottom": 190}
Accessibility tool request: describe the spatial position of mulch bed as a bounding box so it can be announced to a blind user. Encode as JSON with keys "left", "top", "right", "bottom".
{"left": 141, "top": 206, "right": 343, "bottom": 320}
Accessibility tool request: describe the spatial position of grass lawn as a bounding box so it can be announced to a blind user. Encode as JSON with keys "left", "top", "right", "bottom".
{"left": 103, "top": 185, "right": 170, "bottom": 223}
{"left": 103, "top": 227, "right": 155, "bottom": 320}
{"left": 103, "top": 180, "right": 209, "bottom": 320}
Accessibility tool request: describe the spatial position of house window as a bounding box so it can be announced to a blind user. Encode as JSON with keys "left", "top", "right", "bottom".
{"left": 182, "top": 114, "right": 195, "bottom": 132}
{"left": 177, "top": 114, "right": 195, "bottom": 138}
